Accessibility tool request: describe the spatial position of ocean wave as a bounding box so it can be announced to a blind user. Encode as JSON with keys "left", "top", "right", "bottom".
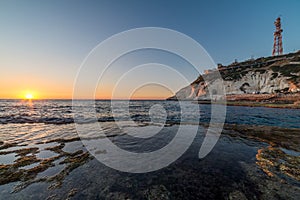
{"left": 0, "top": 100, "right": 299, "bottom": 128}
{"left": 0, "top": 116, "right": 74, "bottom": 124}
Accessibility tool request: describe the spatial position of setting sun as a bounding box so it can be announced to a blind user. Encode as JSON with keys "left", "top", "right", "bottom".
{"left": 25, "top": 93, "right": 34, "bottom": 100}
{"left": 18, "top": 90, "right": 39, "bottom": 100}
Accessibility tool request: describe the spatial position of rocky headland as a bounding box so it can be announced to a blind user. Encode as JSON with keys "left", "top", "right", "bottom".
{"left": 168, "top": 51, "right": 300, "bottom": 108}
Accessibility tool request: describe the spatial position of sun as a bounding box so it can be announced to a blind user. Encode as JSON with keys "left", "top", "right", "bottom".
{"left": 25, "top": 93, "right": 34, "bottom": 100}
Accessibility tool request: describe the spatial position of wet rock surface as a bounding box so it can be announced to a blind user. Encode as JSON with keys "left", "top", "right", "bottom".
{"left": 0, "top": 124, "right": 299, "bottom": 199}
{"left": 222, "top": 124, "right": 300, "bottom": 151}
{"left": 0, "top": 137, "right": 92, "bottom": 193}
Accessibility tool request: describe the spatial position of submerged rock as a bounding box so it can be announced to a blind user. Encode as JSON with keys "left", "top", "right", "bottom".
{"left": 228, "top": 190, "right": 247, "bottom": 200}
{"left": 256, "top": 146, "right": 300, "bottom": 182}
{"left": 222, "top": 124, "right": 300, "bottom": 152}
{"left": 144, "top": 185, "right": 171, "bottom": 200}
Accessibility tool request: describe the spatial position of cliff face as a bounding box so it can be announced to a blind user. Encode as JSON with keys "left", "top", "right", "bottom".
{"left": 169, "top": 51, "right": 300, "bottom": 100}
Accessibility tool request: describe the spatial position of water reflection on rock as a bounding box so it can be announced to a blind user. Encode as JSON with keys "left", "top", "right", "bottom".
{"left": 0, "top": 123, "right": 299, "bottom": 199}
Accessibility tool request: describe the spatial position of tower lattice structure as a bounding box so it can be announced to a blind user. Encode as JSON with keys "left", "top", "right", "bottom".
{"left": 272, "top": 17, "right": 283, "bottom": 56}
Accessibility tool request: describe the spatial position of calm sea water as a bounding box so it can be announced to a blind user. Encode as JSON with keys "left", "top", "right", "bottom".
{"left": 0, "top": 100, "right": 299, "bottom": 199}
{"left": 0, "top": 99, "right": 299, "bottom": 147}
{"left": 0, "top": 99, "right": 299, "bottom": 126}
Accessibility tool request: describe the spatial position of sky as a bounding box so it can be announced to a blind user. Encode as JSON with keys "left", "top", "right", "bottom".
{"left": 0, "top": 0, "right": 300, "bottom": 99}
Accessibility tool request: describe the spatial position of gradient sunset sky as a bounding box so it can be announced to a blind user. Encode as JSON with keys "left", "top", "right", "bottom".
{"left": 1, "top": 0, "right": 300, "bottom": 99}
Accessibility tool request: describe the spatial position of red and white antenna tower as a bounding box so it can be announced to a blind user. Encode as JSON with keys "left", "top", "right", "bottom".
{"left": 272, "top": 17, "right": 283, "bottom": 56}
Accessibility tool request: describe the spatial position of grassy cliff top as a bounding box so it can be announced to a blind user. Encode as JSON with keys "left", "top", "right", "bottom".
{"left": 192, "top": 50, "right": 300, "bottom": 84}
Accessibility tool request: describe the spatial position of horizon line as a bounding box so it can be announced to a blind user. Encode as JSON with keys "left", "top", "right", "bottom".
{"left": 0, "top": 98, "right": 169, "bottom": 101}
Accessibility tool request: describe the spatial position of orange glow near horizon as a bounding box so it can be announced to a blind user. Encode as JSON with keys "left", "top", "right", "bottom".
{"left": 102, "top": 84, "right": 175, "bottom": 100}
{"left": 0, "top": 63, "right": 178, "bottom": 100}
{"left": 0, "top": 87, "right": 173, "bottom": 100}
{"left": 0, "top": 78, "right": 175, "bottom": 100}
{"left": 0, "top": 85, "right": 74, "bottom": 100}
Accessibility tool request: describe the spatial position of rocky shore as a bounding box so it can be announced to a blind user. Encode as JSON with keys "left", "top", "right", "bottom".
{"left": 1, "top": 123, "right": 299, "bottom": 199}
{"left": 195, "top": 93, "right": 300, "bottom": 109}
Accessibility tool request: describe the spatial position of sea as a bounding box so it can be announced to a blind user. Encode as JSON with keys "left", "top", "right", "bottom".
{"left": 0, "top": 100, "right": 299, "bottom": 199}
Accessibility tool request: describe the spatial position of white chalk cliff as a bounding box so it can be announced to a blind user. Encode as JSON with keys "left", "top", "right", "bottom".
{"left": 168, "top": 51, "right": 300, "bottom": 100}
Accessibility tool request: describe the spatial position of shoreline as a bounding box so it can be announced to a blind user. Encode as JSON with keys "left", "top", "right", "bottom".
{"left": 214, "top": 101, "right": 300, "bottom": 109}
{"left": 193, "top": 93, "right": 300, "bottom": 109}
{"left": 195, "top": 101, "right": 300, "bottom": 109}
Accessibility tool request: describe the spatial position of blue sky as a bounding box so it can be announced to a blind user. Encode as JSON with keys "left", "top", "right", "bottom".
{"left": 0, "top": 0, "right": 300, "bottom": 98}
